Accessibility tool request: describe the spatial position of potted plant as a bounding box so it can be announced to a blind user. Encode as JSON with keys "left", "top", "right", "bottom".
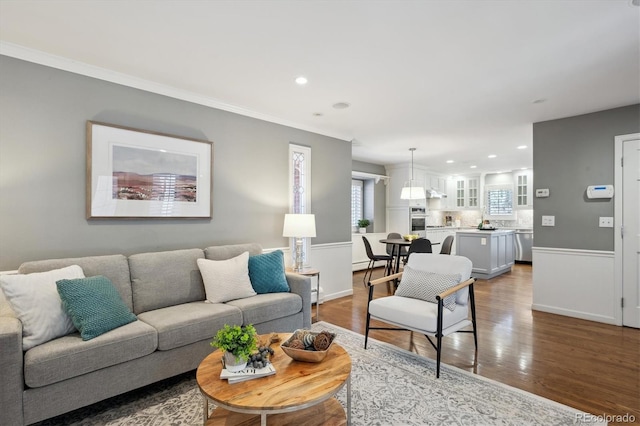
{"left": 357, "top": 219, "right": 370, "bottom": 233}
{"left": 211, "top": 324, "right": 258, "bottom": 372}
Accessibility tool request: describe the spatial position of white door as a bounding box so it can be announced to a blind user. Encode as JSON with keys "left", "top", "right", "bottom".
{"left": 622, "top": 137, "right": 640, "bottom": 328}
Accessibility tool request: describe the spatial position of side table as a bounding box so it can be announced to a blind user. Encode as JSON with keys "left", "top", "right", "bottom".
{"left": 286, "top": 267, "right": 320, "bottom": 322}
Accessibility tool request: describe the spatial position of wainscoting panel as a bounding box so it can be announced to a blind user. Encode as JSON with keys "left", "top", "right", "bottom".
{"left": 532, "top": 247, "right": 618, "bottom": 325}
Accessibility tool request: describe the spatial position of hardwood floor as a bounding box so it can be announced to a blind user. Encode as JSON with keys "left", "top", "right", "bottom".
{"left": 313, "top": 264, "right": 640, "bottom": 426}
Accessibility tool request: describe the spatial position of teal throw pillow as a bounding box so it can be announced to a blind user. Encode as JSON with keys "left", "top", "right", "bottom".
{"left": 248, "top": 250, "right": 290, "bottom": 294}
{"left": 56, "top": 276, "right": 137, "bottom": 341}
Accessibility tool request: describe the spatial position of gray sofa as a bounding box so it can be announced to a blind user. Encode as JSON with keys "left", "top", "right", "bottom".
{"left": 0, "top": 243, "right": 311, "bottom": 425}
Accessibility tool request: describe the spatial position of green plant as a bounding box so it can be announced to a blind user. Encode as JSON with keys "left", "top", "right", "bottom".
{"left": 358, "top": 219, "right": 370, "bottom": 228}
{"left": 211, "top": 324, "right": 258, "bottom": 361}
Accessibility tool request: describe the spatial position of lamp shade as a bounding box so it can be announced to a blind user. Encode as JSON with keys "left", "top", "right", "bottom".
{"left": 283, "top": 214, "right": 316, "bottom": 238}
{"left": 400, "top": 183, "right": 426, "bottom": 200}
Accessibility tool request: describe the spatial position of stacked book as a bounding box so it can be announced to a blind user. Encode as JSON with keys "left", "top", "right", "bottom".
{"left": 220, "top": 364, "right": 276, "bottom": 384}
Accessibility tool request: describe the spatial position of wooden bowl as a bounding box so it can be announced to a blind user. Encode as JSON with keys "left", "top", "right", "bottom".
{"left": 281, "top": 330, "right": 336, "bottom": 363}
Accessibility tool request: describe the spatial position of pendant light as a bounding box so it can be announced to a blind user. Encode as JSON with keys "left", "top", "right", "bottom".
{"left": 400, "top": 148, "right": 426, "bottom": 200}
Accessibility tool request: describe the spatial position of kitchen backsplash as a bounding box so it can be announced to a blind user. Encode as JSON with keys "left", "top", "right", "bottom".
{"left": 429, "top": 209, "right": 533, "bottom": 228}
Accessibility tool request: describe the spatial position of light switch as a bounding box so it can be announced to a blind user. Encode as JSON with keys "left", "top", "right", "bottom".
{"left": 536, "top": 188, "right": 550, "bottom": 198}
{"left": 542, "top": 215, "right": 555, "bottom": 226}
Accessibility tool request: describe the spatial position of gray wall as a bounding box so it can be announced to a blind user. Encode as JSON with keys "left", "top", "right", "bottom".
{"left": 533, "top": 104, "right": 639, "bottom": 250}
{"left": 352, "top": 160, "right": 387, "bottom": 233}
{"left": 0, "top": 56, "right": 352, "bottom": 270}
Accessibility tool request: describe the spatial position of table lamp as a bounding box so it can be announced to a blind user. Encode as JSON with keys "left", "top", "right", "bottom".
{"left": 282, "top": 214, "right": 316, "bottom": 272}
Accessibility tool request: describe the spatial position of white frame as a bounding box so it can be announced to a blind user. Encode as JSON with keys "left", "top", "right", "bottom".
{"left": 86, "top": 121, "right": 212, "bottom": 219}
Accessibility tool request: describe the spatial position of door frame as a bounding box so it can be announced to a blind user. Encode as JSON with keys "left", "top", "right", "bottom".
{"left": 614, "top": 133, "right": 640, "bottom": 326}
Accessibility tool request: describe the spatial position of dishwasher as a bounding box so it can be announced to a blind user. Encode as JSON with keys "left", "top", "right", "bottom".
{"left": 515, "top": 229, "right": 533, "bottom": 263}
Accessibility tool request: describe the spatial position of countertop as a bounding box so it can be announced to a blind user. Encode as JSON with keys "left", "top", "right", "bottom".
{"left": 455, "top": 229, "right": 516, "bottom": 234}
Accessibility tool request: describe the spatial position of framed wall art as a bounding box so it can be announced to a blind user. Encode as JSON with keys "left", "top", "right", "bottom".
{"left": 86, "top": 121, "right": 213, "bottom": 219}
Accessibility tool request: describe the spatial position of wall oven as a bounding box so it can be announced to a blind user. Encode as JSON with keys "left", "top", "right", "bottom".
{"left": 410, "top": 207, "right": 427, "bottom": 237}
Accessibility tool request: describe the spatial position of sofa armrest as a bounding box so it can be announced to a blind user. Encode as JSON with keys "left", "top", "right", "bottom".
{"left": 286, "top": 272, "right": 312, "bottom": 329}
{"left": 0, "top": 312, "right": 24, "bottom": 426}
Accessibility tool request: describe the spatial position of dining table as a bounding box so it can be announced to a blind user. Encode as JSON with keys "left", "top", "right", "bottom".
{"left": 379, "top": 238, "right": 440, "bottom": 276}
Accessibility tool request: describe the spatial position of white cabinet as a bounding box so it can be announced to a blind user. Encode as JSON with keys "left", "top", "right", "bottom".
{"left": 514, "top": 169, "right": 533, "bottom": 208}
{"left": 425, "top": 228, "right": 457, "bottom": 255}
{"left": 385, "top": 165, "right": 427, "bottom": 207}
{"left": 446, "top": 175, "right": 480, "bottom": 210}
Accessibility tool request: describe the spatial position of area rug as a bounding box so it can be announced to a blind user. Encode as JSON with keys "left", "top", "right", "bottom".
{"left": 35, "top": 321, "right": 605, "bottom": 425}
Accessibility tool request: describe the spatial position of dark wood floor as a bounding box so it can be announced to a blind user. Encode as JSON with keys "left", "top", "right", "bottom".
{"left": 314, "top": 264, "right": 640, "bottom": 426}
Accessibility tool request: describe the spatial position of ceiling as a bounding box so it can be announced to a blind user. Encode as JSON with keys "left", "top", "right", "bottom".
{"left": 1, "top": 1, "right": 639, "bottom": 176}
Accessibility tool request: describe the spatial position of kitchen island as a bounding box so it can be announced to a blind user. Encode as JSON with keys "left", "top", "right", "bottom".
{"left": 456, "top": 229, "right": 515, "bottom": 279}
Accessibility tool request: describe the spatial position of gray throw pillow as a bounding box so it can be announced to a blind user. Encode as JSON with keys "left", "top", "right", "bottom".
{"left": 395, "top": 266, "right": 460, "bottom": 311}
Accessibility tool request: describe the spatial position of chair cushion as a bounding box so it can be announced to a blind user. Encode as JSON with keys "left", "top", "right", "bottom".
{"left": 24, "top": 320, "right": 157, "bottom": 388}
{"left": 137, "top": 301, "right": 243, "bottom": 350}
{"left": 56, "top": 276, "right": 137, "bottom": 341}
{"left": 0, "top": 265, "right": 84, "bottom": 350}
{"left": 395, "top": 266, "right": 459, "bottom": 311}
{"left": 248, "top": 250, "right": 289, "bottom": 293}
{"left": 369, "top": 296, "right": 470, "bottom": 335}
{"left": 197, "top": 252, "right": 257, "bottom": 303}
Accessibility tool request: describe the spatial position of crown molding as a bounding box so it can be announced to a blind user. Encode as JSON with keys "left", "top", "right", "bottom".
{"left": 0, "top": 41, "right": 350, "bottom": 142}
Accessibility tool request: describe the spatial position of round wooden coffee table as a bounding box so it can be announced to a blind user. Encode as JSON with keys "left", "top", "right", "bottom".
{"left": 196, "top": 332, "right": 352, "bottom": 425}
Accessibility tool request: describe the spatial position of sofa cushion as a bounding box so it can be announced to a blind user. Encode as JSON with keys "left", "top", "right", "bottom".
{"left": 248, "top": 250, "right": 289, "bottom": 294}
{"left": 204, "top": 243, "right": 263, "bottom": 260}
{"left": 56, "top": 276, "right": 138, "bottom": 340}
{"left": 226, "top": 293, "right": 302, "bottom": 326}
{"left": 197, "top": 253, "right": 257, "bottom": 303}
{"left": 128, "top": 249, "right": 205, "bottom": 314}
{"left": 137, "top": 301, "right": 243, "bottom": 351}
{"left": 19, "top": 254, "right": 134, "bottom": 311}
{"left": 24, "top": 320, "right": 157, "bottom": 388}
{"left": 0, "top": 265, "right": 84, "bottom": 351}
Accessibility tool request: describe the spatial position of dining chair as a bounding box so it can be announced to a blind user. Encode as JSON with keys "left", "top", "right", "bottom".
{"left": 406, "top": 238, "right": 432, "bottom": 262}
{"left": 385, "top": 232, "right": 408, "bottom": 273}
{"left": 439, "top": 235, "right": 454, "bottom": 255}
{"left": 364, "top": 253, "right": 478, "bottom": 378}
{"left": 361, "top": 236, "right": 394, "bottom": 291}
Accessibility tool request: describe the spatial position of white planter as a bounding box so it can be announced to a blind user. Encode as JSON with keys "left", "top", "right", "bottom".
{"left": 223, "top": 351, "right": 247, "bottom": 372}
{"left": 359, "top": 228, "right": 367, "bottom": 234}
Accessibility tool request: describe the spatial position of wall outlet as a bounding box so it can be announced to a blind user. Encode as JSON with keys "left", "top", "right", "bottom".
{"left": 599, "top": 217, "right": 614, "bottom": 228}
{"left": 542, "top": 215, "right": 555, "bottom": 226}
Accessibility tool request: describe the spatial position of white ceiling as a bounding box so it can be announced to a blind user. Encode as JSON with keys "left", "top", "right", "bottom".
{"left": 1, "top": 0, "right": 639, "bottom": 175}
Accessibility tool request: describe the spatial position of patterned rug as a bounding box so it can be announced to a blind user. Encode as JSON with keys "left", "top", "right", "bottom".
{"left": 35, "top": 321, "right": 605, "bottom": 426}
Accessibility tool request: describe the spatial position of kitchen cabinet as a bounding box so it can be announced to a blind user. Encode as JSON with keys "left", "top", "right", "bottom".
{"left": 455, "top": 229, "right": 515, "bottom": 279}
{"left": 426, "top": 228, "right": 457, "bottom": 255}
{"left": 385, "top": 165, "right": 427, "bottom": 207}
{"left": 446, "top": 175, "right": 480, "bottom": 210}
{"left": 513, "top": 169, "right": 533, "bottom": 208}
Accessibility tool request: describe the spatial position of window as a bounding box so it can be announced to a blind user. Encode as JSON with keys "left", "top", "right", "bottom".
{"left": 486, "top": 185, "right": 513, "bottom": 216}
{"left": 289, "top": 144, "right": 311, "bottom": 262}
{"left": 351, "top": 179, "right": 364, "bottom": 228}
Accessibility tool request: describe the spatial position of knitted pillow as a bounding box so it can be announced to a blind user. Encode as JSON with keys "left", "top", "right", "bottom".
{"left": 56, "top": 276, "right": 137, "bottom": 340}
{"left": 248, "top": 250, "right": 289, "bottom": 293}
{"left": 395, "top": 266, "right": 460, "bottom": 311}
{"left": 197, "top": 252, "right": 257, "bottom": 303}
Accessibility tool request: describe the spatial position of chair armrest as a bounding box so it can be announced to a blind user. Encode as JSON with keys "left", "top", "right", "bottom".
{"left": 437, "top": 277, "right": 475, "bottom": 300}
{"left": 0, "top": 313, "right": 25, "bottom": 426}
{"left": 285, "top": 272, "right": 312, "bottom": 328}
{"left": 367, "top": 272, "right": 403, "bottom": 287}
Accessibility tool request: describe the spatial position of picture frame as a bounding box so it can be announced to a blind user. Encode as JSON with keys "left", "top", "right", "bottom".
{"left": 86, "top": 121, "right": 213, "bottom": 219}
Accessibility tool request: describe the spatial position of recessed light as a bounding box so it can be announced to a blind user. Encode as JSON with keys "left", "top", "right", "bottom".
{"left": 521, "top": 167, "right": 527, "bottom": 170}
{"left": 488, "top": 154, "right": 497, "bottom": 158}
{"left": 446, "top": 160, "right": 454, "bottom": 164}
{"left": 517, "top": 145, "right": 527, "bottom": 150}
{"left": 332, "top": 102, "right": 350, "bottom": 109}
{"left": 532, "top": 98, "right": 546, "bottom": 104}
{"left": 313, "top": 112, "right": 323, "bottom": 117}
{"left": 295, "top": 76, "right": 308, "bottom": 85}
{"left": 470, "top": 165, "right": 477, "bottom": 169}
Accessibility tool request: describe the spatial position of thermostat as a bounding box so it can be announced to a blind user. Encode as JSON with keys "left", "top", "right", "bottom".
{"left": 586, "top": 185, "right": 614, "bottom": 199}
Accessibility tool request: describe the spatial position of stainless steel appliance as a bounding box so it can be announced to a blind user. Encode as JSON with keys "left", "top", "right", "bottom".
{"left": 410, "top": 207, "right": 427, "bottom": 237}
{"left": 515, "top": 229, "right": 533, "bottom": 263}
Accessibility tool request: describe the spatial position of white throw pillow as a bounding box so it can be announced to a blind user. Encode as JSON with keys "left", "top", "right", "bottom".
{"left": 0, "top": 265, "right": 85, "bottom": 350}
{"left": 395, "top": 265, "right": 460, "bottom": 311}
{"left": 197, "top": 252, "right": 256, "bottom": 303}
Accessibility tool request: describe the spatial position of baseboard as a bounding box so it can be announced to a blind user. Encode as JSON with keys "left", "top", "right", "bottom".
{"left": 531, "top": 303, "right": 618, "bottom": 325}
